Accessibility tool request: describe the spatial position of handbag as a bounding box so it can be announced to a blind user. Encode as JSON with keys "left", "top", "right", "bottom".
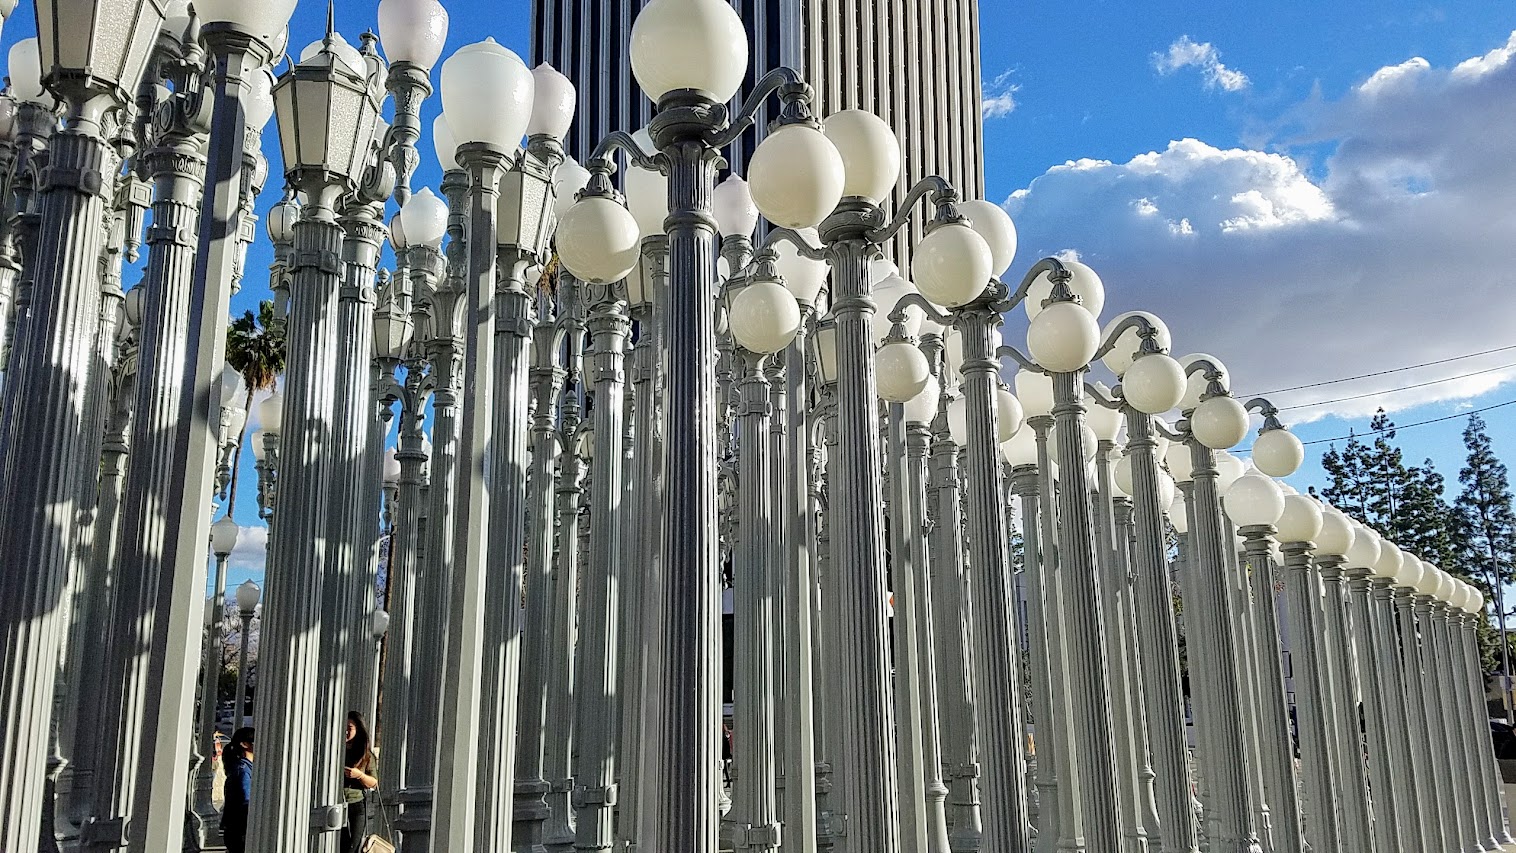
{"left": 361, "top": 791, "right": 396, "bottom": 853}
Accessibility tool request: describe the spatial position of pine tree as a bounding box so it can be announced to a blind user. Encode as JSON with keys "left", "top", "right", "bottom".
{"left": 1457, "top": 414, "right": 1516, "bottom": 687}
{"left": 1321, "top": 430, "right": 1375, "bottom": 521}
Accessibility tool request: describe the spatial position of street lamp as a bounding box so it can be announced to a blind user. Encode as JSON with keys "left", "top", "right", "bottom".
{"left": 233, "top": 581, "right": 261, "bottom": 729}
{"left": 191, "top": 516, "right": 242, "bottom": 841}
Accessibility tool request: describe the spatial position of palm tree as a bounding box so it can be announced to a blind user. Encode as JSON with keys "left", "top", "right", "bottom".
{"left": 224, "top": 300, "right": 285, "bottom": 514}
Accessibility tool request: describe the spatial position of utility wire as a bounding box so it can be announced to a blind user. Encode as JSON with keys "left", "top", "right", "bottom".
{"left": 1238, "top": 398, "right": 1516, "bottom": 455}
{"left": 1242, "top": 343, "right": 1516, "bottom": 398}
{"left": 1277, "top": 361, "right": 1516, "bottom": 411}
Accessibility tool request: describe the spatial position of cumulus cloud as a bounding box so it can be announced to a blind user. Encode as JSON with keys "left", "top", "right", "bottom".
{"left": 1004, "top": 31, "right": 1516, "bottom": 423}
{"left": 983, "top": 70, "right": 1019, "bottom": 118}
{"left": 228, "top": 524, "right": 269, "bottom": 573}
{"left": 1153, "top": 36, "right": 1250, "bottom": 92}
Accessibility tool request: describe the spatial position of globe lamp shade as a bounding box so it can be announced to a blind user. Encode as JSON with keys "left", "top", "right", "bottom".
{"left": 1223, "top": 474, "right": 1284, "bottom": 527}
{"left": 1001, "top": 428, "right": 1037, "bottom": 468}
{"left": 1114, "top": 453, "right": 1135, "bottom": 497}
{"left": 1013, "top": 370, "right": 1054, "bottom": 418}
{"left": 1413, "top": 563, "right": 1441, "bottom": 597}
{"left": 1168, "top": 496, "right": 1189, "bottom": 534}
{"left": 1027, "top": 301, "right": 1099, "bottom": 373}
{"left": 1274, "top": 495, "right": 1324, "bottom": 543}
{"left": 400, "top": 187, "right": 449, "bottom": 249}
{"left": 912, "top": 222, "right": 993, "bottom": 308}
{"left": 958, "top": 200, "right": 1017, "bottom": 278}
{"left": 433, "top": 113, "right": 460, "bottom": 171}
{"left": 274, "top": 36, "right": 384, "bottom": 183}
{"left": 1214, "top": 452, "right": 1247, "bottom": 493}
{"left": 1121, "top": 353, "right": 1185, "bottom": 415}
{"left": 196, "top": 0, "right": 296, "bottom": 38}
{"left": 1026, "top": 260, "right": 1105, "bottom": 321}
{"left": 624, "top": 150, "right": 670, "bottom": 237}
{"left": 876, "top": 342, "right": 931, "bottom": 403}
{"left": 1085, "top": 385, "right": 1122, "bottom": 442}
{"left": 557, "top": 196, "right": 642, "bottom": 283}
{"left": 1100, "top": 311, "right": 1172, "bottom": 376}
{"left": 1191, "top": 395, "right": 1249, "bottom": 450}
{"left": 383, "top": 447, "right": 403, "bottom": 484}
{"left": 729, "top": 280, "right": 802, "bottom": 354}
{"left": 1179, "top": 353, "right": 1230, "bottom": 411}
{"left": 903, "top": 374, "right": 940, "bottom": 426}
{"left": 441, "top": 39, "right": 534, "bottom": 150}
{"left": 774, "top": 231, "right": 828, "bottom": 306}
{"left": 8, "top": 39, "right": 48, "bottom": 104}
{"left": 1252, "top": 428, "right": 1304, "bottom": 478}
{"left": 870, "top": 275, "right": 924, "bottom": 345}
{"left": 236, "top": 580, "right": 262, "bottom": 611}
{"left": 997, "top": 388, "right": 1025, "bottom": 441}
{"left": 552, "top": 159, "right": 592, "bottom": 220}
{"left": 748, "top": 124, "right": 846, "bottom": 229}
{"left": 822, "top": 110, "right": 901, "bottom": 204}
{"left": 246, "top": 68, "right": 277, "bottom": 131}
{"left": 946, "top": 397, "right": 968, "bottom": 447}
{"left": 1156, "top": 469, "right": 1177, "bottom": 509}
{"left": 378, "top": 0, "right": 449, "bottom": 69}
{"left": 210, "top": 516, "right": 241, "bottom": 557}
{"left": 1343, "top": 522, "right": 1382, "bottom": 569}
{"left": 629, "top": 0, "right": 749, "bottom": 103}
{"left": 36, "top": 0, "right": 167, "bottom": 104}
{"left": 1372, "top": 541, "right": 1403, "bottom": 580}
{"left": 371, "top": 609, "right": 392, "bottom": 639}
{"left": 249, "top": 431, "right": 269, "bottom": 462}
{"left": 257, "top": 392, "right": 285, "bottom": 435}
{"left": 1164, "top": 440, "right": 1194, "bottom": 483}
{"left": 713, "top": 175, "right": 760, "bottom": 239}
{"left": 527, "top": 63, "right": 576, "bottom": 139}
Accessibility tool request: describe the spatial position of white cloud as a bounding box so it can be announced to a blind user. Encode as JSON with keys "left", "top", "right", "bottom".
{"left": 1153, "top": 36, "right": 1251, "bottom": 92}
{"left": 1004, "top": 31, "right": 1516, "bottom": 423}
{"left": 983, "top": 70, "right": 1019, "bottom": 118}
{"left": 228, "top": 524, "right": 269, "bottom": 573}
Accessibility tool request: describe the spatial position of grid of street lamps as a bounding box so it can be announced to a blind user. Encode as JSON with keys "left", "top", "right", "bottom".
{"left": 0, "top": 0, "right": 1504, "bottom": 852}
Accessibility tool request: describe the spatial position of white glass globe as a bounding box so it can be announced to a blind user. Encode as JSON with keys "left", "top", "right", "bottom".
{"left": 876, "top": 342, "right": 931, "bottom": 402}
{"left": 245, "top": 68, "right": 276, "bottom": 131}
{"left": 1275, "top": 494, "right": 1324, "bottom": 543}
{"left": 1313, "top": 508, "right": 1353, "bottom": 556}
{"left": 1191, "top": 395, "right": 1249, "bottom": 450}
{"left": 197, "top": 0, "right": 298, "bottom": 37}
{"left": 942, "top": 329, "right": 964, "bottom": 383}
{"left": 1026, "top": 259, "right": 1105, "bottom": 321}
{"left": 527, "top": 63, "right": 576, "bottom": 139}
{"left": 947, "top": 397, "right": 969, "bottom": 447}
{"left": 713, "top": 175, "right": 760, "bottom": 239}
{"left": 1413, "top": 562, "right": 1441, "bottom": 597}
{"left": 822, "top": 110, "right": 901, "bottom": 204}
{"left": 301, "top": 34, "right": 366, "bottom": 77}
{"left": 1252, "top": 428, "right": 1304, "bottom": 478}
{"left": 730, "top": 280, "right": 801, "bottom": 354}
{"left": 870, "top": 257, "right": 899, "bottom": 284}
{"left": 441, "top": 39, "right": 534, "bottom": 149}
{"left": 257, "top": 393, "right": 285, "bottom": 435}
{"left": 1086, "top": 388, "right": 1122, "bottom": 442}
{"left": 1169, "top": 495, "right": 1190, "bottom": 534}
{"left": 1121, "top": 353, "right": 1185, "bottom": 415}
{"left": 774, "top": 231, "right": 829, "bottom": 306}
{"left": 1224, "top": 474, "right": 1285, "bottom": 527}
{"left": 552, "top": 159, "right": 592, "bottom": 220}
{"left": 8, "top": 39, "right": 46, "bottom": 104}
{"left": 1372, "top": 541, "right": 1404, "bottom": 580}
{"left": 557, "top": 197, "right": 641, "bottom": 283}
{"left": 1027, "top": 301, "right": 1099, "bottom": 373}
{"left": 1179, "top": 353, "right": 1230, "bottom": 411}
{"left": 997, "top": 388, "right": 1025, "bottom": 441}
{"left": 1015, "top": 370, "right": 1054, "bottom": 418}
{"left": 871, "top": 275, "right": 924, "bottom": 344}
{"left": 400, "top": 187, "right": 449, "bottom": 249}
{"left": 958, "top": 200, "right": 1017, "bottom": 277}
{"left": 1165, "top": 440, "right": 1194, "bottom": 483}
{"left": 210, "top": 515, "right": 241, "bottom": 556}
{"left": 912, "top": 222, "right": 993, "bottom": 308}
{"left": 1114, "top": 453, "right": 1135, "bottom": 496}
{"left": 1100, "top": 311, "right": 1172, "bottom": 376}
{"left": 903, "top": 374, "right": 940, "bottom": 425}
{"left": 1049, "top": 421, "right": 1098, "bottom": 463}
{"left": 629, "top": 0, "right": 749, "bottom": 102}
{"left": 432, "top": 113, "right": 460, "bottom": 171}
{"left": 249, "top": 430, "right": 269, "bottom": 462}
{"left": 1343, "top": 522, "right": 1382, "bottom": 569}
{"left": 1002, "top": 427, "right": 1038, "bottom": 467}
{"left": 749, "top": 124, "right": 845, "bottom": 229}
{"left": 383, "top": 447, "right": 403, "bottom": 484}
{"left": 1395, "top": 554, "right": 1424, "bottom": 589}
{"left": 1214, "top": 451, "right": 1247, "bottom": 493}
{"left": 379, "top": 0, "right": 449, "bottom": 69}
{"left": 624, "top": 153, "right": 669, "bottom": 237}
{"left": 1156, "top": 468, "right": 1177, "bottom": 509}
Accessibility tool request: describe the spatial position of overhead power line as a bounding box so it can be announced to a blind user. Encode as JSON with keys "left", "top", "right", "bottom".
{"left": 1242, "top": 344, "right": 1516, "bottom": 398}
{"left": 1238, "top": 398, "right": 1516, "bottom": 455}
{"left": 1277, "top": 361, "right": 1516, "bottom": 412}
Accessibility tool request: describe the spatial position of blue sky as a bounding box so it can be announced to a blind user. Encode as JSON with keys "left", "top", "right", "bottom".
{"left": 3, "top": 1, "right": 1514, "bottom": 586}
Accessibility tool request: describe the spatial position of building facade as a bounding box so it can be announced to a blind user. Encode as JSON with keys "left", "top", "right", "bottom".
{"left": 531, "top": 0, "right": 986, "bottom": 266}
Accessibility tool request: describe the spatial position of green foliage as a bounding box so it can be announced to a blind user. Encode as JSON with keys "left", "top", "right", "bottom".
{"left": 1456, "top": 414, "right": 1516, "bottom": 676}
{"left": 223, "top": 301, "right": 286, "bottom": 513}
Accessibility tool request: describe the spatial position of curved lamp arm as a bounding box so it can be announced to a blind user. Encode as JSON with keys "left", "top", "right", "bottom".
{"left": 584, "top": 130, "right": 662, "bottom": 183}
{"left": 1244, "top": 397, "right": 1288, "bottom": 432}
{"left": 867, "top": 176, "right": 961, "bottom": 245}
{"left": 1005, "top": 257, "right": 1069, "bottom": 314}
{"left": 758, "top": 226, "right": 828, "bottom": 261}
{"left": 1085, "top": 381, "right": 1123, "bottom": 410}
{"left": 996, "top": 344, "right": 1045, "bottom": 375}
{"left": 1153, "top": 418, "right": 1187, "bottom": 442}
{"left": 708, "top": 67, "right": 817, "bottom": 148}
{"left": 887, "top": 291, "right": 955, "bottom": 328}
{"left": 1185, "top": 357, "right": 1229, "bottom": 402}
{"left": 1091, "top": 313, "right": 1164, "bottom": 363}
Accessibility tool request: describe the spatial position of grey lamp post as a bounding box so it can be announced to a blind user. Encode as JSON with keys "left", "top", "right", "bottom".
{"left": 1317, "top": 525, "right": 1376, "bottom": 853}
{"left": 253, "top": 21, "right": 384, "bottom": 851}
{"left": 1349, "top": 543, "right": 1406, "bottom": 853}
{"left": 1427, "top": 577, "right": 1481, "bottom": 852}
{"left": 0, "top": 1, "right": 164, "bottom": 846}
{"left": 810, "top": 317, "right": 843, "bottom": 853}
{"left": 1454, "top": 585, "right": 1516, "bottom": 850}
{"left": 189, "top": 516, "right": 241, "bottom": 846}
{"left": 1364, "top": 565, "right": 1418, "bottom": 853}
{"left": 1389, "top": 562, "right": 1441, "bottom": 851}
{"left": 233, "top": 580, "right": 260, "bottom": 728}
{"left": 1175, "top": 357, "right": 1265, "bottom": 853}
{"left": 1410, "top": 571, "right": 1457, "bottom": 853}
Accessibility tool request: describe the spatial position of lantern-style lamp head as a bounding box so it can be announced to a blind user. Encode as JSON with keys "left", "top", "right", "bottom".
{"left": 236, "top": 579, "right": 261, "bottom": 611}
{"left": 210, "top": 516, "right": 241, "bottom": 557}
{"left": 274, "top": 30, "right": 384, "bottom": 189}
{"left": 713, "top": 175, "right": 760, "bottom": 239}
{"left": 35, "top": 0, "right": 168, "bottom": 106}
{"left": 629, "top": 0, "right": 749, "bottom": 103}
{"left": 373, "top": 303, "right": 414, "bottom": 361}
{"left": 378, "top": 0, "right": 449, "bottom": 70}
{"left": 813, "top": 319, "right": 839, "bottom": 385}
{"left": 440, "top": 39, "right": 534, "bottom": 151}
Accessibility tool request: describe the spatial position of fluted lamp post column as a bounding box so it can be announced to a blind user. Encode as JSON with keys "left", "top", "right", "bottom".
{"left": 252, "top": 25, "right": 384, "bottom": 852}
{"left": 232, "top": 580, "right": 261, "bottom": 729}
{"left": 0, "top": 1, "right": 165, "bottom": 847}
{"left": 190, "top": 516, "right": 242, "bottom": 847}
